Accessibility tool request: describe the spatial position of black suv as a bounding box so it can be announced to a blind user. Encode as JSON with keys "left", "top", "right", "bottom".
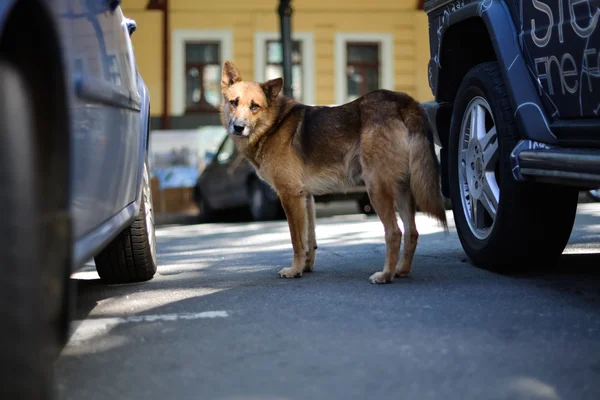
{"left": 422, "top": 0, "right": 599, "bottom": 269}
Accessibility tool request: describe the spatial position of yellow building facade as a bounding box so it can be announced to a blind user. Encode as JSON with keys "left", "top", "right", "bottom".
{"left": 122, "top": 0, "right": 431, "bottom": 129}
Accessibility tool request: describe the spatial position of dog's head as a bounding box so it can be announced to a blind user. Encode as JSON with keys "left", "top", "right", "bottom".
{"left": 220, "top": 60, "right": 283, "bottom": 138}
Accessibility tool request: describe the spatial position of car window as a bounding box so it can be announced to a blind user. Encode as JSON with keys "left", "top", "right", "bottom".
{"left": 217, "top": 135, "right": 236, "bottom": 164}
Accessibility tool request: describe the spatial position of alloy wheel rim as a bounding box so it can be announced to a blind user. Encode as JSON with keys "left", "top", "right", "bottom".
{"left": 458, "top": 96, "right": 500, "bottom": 240}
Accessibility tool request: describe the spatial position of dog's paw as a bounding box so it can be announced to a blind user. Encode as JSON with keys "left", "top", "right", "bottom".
{"left": 303, "top": 256, "right": 315, "bottom": 273}
{"left": 279, "top": 267, "right": 302, "bottom": 279}
{"left": 369, "top": 271, "right": 393, "bottom": 284}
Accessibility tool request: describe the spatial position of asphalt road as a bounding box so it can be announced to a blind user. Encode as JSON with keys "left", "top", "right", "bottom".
{"left": 55, "top": 201, "right": 600, "bottom": 400}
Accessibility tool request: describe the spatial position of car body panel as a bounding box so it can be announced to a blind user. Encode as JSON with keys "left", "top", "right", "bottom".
{"left": 519, "top": 0, "right": 600, "bottom": 119}
{"left": 73, "top": 72, "right": 151, "bottom": 267}
{"left": 425, "top": 0, "right": 559, "bottom": 144}
{"left": 55, "top": 2, "right": 142, "bottom": 241}
{"left": 425, "top": 0, "right": 599, "bottom": 141}
{"left": 0, "top": 1, "right": 150, "bottom": 269}
{"left": 424, "top": 0, "right": 600, "bottom": 188}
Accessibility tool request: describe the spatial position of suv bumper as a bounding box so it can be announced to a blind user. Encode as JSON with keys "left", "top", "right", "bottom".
{"left": 511, "top": 140, "right": 600, "bottom": 188}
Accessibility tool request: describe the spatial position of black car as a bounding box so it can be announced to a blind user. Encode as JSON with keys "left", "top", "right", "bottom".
{"left": 422, "top": 0, "right": 600, "bottom": 270}
{"left": 194, "top": 133, "right": 374, "bottom": 222}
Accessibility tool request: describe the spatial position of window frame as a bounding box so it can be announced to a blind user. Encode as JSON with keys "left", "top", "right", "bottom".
{"left": 254, "top": 31, "right": 315, "bottom": 105}
{"left": 184, "top": 41, "right": 222, "bottom": 113}
{"left": 345, "top": 42, "right": 381, "bottom": 100}
{"left": 334, "top": 33, "right": 394, "bottom": 105}
{"left": 172, "top": 30, "right": 233, "bottom": 116}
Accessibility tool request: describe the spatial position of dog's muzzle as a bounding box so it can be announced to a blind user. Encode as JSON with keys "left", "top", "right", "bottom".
{"left": 229, "top": 121, "right": 249, "bottom": 137}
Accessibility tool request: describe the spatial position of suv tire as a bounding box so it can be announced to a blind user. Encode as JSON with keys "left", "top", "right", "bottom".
{"left": 448, "top": 62, "right": 578, "bottom": 271}
{"left": 95, "top": 159, "right": 158, "bottom": 283}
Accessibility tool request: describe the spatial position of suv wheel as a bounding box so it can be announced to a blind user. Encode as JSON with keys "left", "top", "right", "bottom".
{"left": 448, "top": 62, "right": 578, "bottom": 270}
{"left": 95, "top": 160, "right": 158, "bottom": 283}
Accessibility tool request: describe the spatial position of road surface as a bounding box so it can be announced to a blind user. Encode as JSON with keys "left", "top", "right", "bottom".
{"left": 55, "top": 202, "right": 600, "bottom": 400}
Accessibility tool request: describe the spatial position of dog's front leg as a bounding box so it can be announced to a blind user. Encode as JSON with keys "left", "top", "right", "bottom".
{"left": 278, "top": 193, "right": 308, "bottom": 278}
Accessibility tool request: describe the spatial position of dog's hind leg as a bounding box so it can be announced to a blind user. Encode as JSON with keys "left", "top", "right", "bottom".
{"left": 304, "top": 194, "right": 317, "bottom": 272}
{"left": 363, "top": 177, "right": 402, "bottom": 284}
{"left": 395, "top": 184, "right": 419, "bottom": 277}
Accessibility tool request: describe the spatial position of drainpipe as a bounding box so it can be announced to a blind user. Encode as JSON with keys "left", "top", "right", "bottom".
{"left": 278, "top": 0, "right": 293, "bottom": 98}
{"left": 147, "top": 0, "right": 169, "bottom": 129}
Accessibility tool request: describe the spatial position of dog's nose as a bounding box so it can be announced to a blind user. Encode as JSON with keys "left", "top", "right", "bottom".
{"left": 233, "top": 124, "right": 245, "bottom": 134}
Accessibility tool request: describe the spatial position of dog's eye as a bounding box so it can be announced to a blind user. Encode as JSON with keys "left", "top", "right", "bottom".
{"left": 250, "top": 102, "right": 260, "bottom": 111}
{"left": 229, "top": 98, "right": 239, "bottom": 107}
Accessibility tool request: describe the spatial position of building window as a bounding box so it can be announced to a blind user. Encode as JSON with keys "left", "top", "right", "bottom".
{"left": 185, "top": 42, "right": 221, "bottom": 113}
{"left": 172, "top": 30, "right": 232, "bottom": 116}
{"left": 254, "top": 32, "right": 315, "bottom": 105}
{"left": 265, "top": 40, "right": 303, "bottom": 102}
{"left": 334, "top": 33, "right": 393, "bottom": 105}
{"left": 345, "top": 43, "right": 380, "bottom": 102}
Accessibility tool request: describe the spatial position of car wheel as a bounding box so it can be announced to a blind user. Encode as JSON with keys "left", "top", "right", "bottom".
{"left": 196, "top": 191, "right": 216, "bottom": 223}
{"left": 357, "top": 196, "right": 376, "bottom": 215}
{"left": 95, "top": 159, "right": 158, "bottom": 283}
{"left": 0, "top": 61, "right": 55, "bottom": 399}
{"left": 448, "top": 62, "right": 578, "bottom": 271}
{"left": 249, "top": 179, "right": 280, "bottom": 221}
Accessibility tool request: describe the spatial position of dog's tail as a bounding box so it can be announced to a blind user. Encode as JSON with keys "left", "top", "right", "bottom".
{"left": 402, "top": 102, "right": 448, "bottom": 232}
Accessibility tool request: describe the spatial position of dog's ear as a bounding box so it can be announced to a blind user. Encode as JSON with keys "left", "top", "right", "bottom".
{"left": 221, "top": 61, "right": 242, "bottom": 89}
{"left": 260, "top": 77, "right": 283, "bottom": 102}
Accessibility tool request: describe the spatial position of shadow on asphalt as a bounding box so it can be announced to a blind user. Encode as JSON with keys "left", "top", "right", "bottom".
{"left": 57, "top": 200, "right": 600, "bottom": 399}
{"left": 69, "top": 205, "right": 600, "bottom": 327}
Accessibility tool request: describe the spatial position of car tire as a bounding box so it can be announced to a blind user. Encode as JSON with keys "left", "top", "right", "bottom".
{"left": 196, "top": 191, "right": 216, "bottom": 223}
{"left": 0, "top": 61, "right": 55, "bottom": 400}
{"left": 94, "top": 160, "right": 158, "bottom": 283}
{"left": 448, "top": 61, "right": 578, "bottom": 271}
{"left": 249, "top": 179, "right": 281, "bottom": 221}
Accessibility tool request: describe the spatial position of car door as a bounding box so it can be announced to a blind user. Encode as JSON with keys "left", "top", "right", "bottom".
{"left": 520, "top": 0, "right": 600, "bottom": 118}
{"left": 203, "top": 135, "right": 248, "bottom": 209}
{"left": 55, "top": 0, "right": 143, "bottom": 239}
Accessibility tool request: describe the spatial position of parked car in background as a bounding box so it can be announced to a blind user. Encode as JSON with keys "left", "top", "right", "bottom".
{"left": 422, "top": 0, "right": 600, "bottom": 270}
{"left": 194, "top": 132, "right": 374, "bottom": 222}
{"left": 1, "top": 1, "right": 154, "bottom": 399}
{"left": 587, "top": 189, "right": 600, "bottom": 202}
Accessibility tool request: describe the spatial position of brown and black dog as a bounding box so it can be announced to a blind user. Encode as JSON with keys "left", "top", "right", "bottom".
{"left": 220, "top": 61, "right": 447, "bottom": 284}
